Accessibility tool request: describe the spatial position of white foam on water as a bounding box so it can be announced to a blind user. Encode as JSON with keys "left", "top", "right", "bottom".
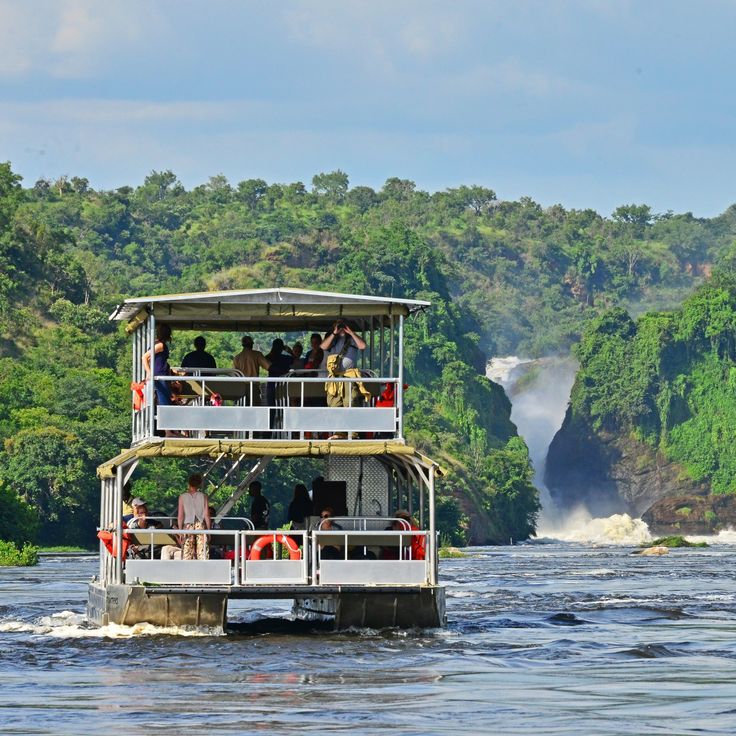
{"left": 0, "top": 610, "right": 223, "bottom": 638}
{"left": 683, "top": 528, "right": 736, "bottom": 545}
{"left": 537, "top": 511, "right": 652, "bottom": 546}
{"left": 570, "top": 568, "right": 617, "bottom": 576}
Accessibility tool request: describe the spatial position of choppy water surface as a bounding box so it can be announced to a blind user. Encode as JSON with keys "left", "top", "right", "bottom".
{"left": 2, "top": 544, "right": 735, "bottom": 735}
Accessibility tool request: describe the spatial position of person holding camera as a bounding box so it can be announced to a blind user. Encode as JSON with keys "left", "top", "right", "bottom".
{"left": 320, "top": 320, "right": 366, "bottom": 371}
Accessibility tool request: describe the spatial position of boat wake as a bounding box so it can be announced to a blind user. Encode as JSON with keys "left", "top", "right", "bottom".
{"left": 0, "top": 610, "right": 223, "bottom": 638}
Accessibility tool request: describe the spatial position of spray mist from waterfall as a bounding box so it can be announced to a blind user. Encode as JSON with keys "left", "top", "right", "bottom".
{"left": 487, "top": 356, "right": 653, "bottom": 545}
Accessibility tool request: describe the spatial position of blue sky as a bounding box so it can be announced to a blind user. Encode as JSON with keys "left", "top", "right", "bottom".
{"left": 1, "top": 0, "right": 735, "bottom": 216}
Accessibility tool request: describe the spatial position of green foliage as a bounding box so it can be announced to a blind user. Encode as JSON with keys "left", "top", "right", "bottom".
{"left": 647, "top": 536, "right": 708, "bottom": 548}
{"left": 9, "top": 161, "right": 734, "bottom": 545}
{"left": 570, "top": 276, "right": 736, "bottom": 497}
{"left": 0, "top": 480, "right": 39, "bottom": 544}
{"left": 0, "top": 539, "right": 39, "bottom": 566}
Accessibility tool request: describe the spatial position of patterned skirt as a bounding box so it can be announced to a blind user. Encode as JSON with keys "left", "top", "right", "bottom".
{"left": 182, "top": 520, "right": 209, "bottom": 560}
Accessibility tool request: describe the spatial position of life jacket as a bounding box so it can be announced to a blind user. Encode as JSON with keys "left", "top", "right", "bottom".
{"left": 376, "top": 383, "right": 409, "bottom": 407}
{"left": 97, "top": 528, "right": 131, "bottom": 559}
{"left": 325, "top": 356, "right": 371, "bottom": 405}
{"left": 410, "top": 523, "right": 425, "bottom": 560}
{"left": 131, "top": 382, "right": 146, "bottom": 411}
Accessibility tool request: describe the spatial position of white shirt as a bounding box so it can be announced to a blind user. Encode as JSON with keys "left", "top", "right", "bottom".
{"left": 180, "top": 491, "right": 207, "bottom": 524}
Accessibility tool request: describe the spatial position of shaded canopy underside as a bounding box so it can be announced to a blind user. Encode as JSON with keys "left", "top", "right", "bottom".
{"left": 111, "top": 288, "right": 431, "bottom": 333}
{"left": 97, "top": 439, "right": 442, "bottom": 479}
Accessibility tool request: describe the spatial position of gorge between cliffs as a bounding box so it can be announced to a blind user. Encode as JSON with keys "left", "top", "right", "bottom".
{"left": 488, "top": 351, "right": 736, "bottom": 542}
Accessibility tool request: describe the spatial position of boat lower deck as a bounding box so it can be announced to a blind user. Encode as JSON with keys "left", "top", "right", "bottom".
{"left": 88, "top": 581, "right": 446, "bottom": 630}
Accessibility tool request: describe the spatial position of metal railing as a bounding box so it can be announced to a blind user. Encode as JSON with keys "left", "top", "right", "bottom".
{"left": 239, "top": 529, "right": 309, "bottom": 585}
{"left": 317, "top": 516, "right": 411, "bottom": 531}
{"left": 131, "top": 372, "right": 401, "bottom": 443}
{"left": 103, "top": 525, "right": 430, "bottom": 587}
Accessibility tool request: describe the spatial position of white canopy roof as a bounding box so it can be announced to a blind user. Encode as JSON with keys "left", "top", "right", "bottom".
{"left": 111, "top": 287, "right": 431, "bottom": 331}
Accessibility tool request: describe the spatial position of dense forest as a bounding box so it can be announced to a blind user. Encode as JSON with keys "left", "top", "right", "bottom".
{"left": 1, "top": 160, "right": 735, "bottom": 549}
{"left": 546, "top": 269, "right": 736, "bottom": 527}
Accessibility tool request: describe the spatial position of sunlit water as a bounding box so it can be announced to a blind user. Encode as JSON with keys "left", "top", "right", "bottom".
{"left": 2, "top": 549, "right": 735, "bottom": 735}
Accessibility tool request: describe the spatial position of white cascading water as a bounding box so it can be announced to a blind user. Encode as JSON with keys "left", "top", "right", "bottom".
{"left": 487, "top": 356, "right": 653, "bottom": 545}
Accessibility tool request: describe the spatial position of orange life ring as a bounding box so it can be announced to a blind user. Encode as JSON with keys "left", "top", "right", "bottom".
{"left": 248, "top": 534, "right": 301, "bottom": 560}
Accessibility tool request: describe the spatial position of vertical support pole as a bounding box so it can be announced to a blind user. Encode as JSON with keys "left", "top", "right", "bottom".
{"left": 99, "top": 479, "right": 106, "bottom": 583}
{"left": 148, "top": 311, "right": 156, "bottom": 439}
{"left": 389, "top": 315, "right": 394, "bottom": 378}
{"left": 419, "top": 471, "right": 425, "bottom": 529}
{"left": 379, "top": 317, "right": 385, "bottom": 377}
{"left": 397, "top": 314, "right": 404, "bottom": 440}
{"left": 360, "top": 318, "right": 366, "bottom": 369}
{"left": 114, "top": 470, "right": 123, "bottom": 584}
{"left": 369, "top": 317, "right": 375, "bottom": 372}
{"left": 428, "top": 465, "right": 437, "bottom": 585}
{"left": 132, "top": 326, "right": 137, "bottom": 442}
{"left": 234, "top": 531, "right": 240, "bottom": 586}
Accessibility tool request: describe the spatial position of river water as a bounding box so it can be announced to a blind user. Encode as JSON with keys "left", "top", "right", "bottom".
{"left": 1, "top": 544, "right": 735, "bottom": 735}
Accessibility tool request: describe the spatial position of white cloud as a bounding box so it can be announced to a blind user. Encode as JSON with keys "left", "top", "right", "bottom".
{"left": 1, "top": 98, "right": 265, "bottom": 124}
{"left": 0, "top": 0, "right": 162, "bottom": 79}
{"left": 454, "top": 59, "right": 596, "bottom": 99}
{"left": 282, "top": 0, "right": 469, "bottom": 72}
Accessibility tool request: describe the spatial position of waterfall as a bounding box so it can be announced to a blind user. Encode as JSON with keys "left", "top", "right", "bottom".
{"left": 488, "top": 356, "right": 657, "bottom": 544}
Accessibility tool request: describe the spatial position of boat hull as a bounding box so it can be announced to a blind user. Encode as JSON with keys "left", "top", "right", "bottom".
{"left": 88, "top": 582, "right": 445, "bottom": 630}
{"left": 87, "top": 582, "right": 228, "bottom": 629}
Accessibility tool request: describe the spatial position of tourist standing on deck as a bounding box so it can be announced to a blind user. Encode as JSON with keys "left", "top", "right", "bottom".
{"left": 233, "top": 335, "right": 270, "bottom": 376}
{"left": 320, "top": 320, "right": 366, "bottom": 370}
{"left": 181, "top": 336, "right": 217, "bottom": 370}
{"left": 233, "top": 335, "right": 271, "bottom": 405}
{"left": 264, "top": 338, "right": 294, "bottom": 407}
{"left": 248, "top": 481, "right": 270, "bottom": 529}
{"left": 143, "top": 323, "right": 174, "bottom": 406}
{"left": 177, "top": 473, "right": 211, "bottom": 560}
{"left": 287, "top": 484, "right": 312, "bottom": 528}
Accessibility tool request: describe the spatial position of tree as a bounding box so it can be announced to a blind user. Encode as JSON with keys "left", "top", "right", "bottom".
{"left": 0, "top": 427, "right": 89, "bottom": 544}
{"left": 236, "top": 178, "right": 268, "bottom": 210}
{"left": 381, "top": 177, "right": 416, "bottom": 201}
{"left": 71, "top": 177, "right": 90, "bottom": 195}
{"left": 0, "top": 481, "right": 39, "bottom": 544}
{"left": 0, "top": 162, "right": 23, "bottom": 231}
{"left": 311, "top": 170, "right": 349, "bottom": 202}
{"left": 443, "top": 185, "right": 497, "bottom": 215}
{"left": 345, "top": 185, "right": 378, "bottom": 213}
{"left": 141, "top": 170, "right": 183, "bottom": 201}
{"left": 612, "top": 203, "right": 653, "bottom": 237}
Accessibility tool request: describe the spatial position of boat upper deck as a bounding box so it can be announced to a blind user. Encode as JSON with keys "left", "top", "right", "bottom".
{"left": 115, "top": 288, "right": 428, "bottom": 446}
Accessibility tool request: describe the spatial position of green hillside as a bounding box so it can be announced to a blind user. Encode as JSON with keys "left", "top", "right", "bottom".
{"left": 2, "top": 161, "right": 735, "bottom": 547}
{"left": 546, "top": 266, "right": 736, "bottom": 521}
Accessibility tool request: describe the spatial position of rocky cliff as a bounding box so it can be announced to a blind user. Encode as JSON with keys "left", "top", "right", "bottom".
{"left": 544, "top": 283, "right": 736, "bottom": 533}
{"left": 546, "top": 409, "right": 709, "bottom": 520}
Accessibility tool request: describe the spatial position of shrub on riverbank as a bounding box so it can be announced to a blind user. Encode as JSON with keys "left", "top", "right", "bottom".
{"left": 0, "top": 540, "right": 39, "bottom": 566}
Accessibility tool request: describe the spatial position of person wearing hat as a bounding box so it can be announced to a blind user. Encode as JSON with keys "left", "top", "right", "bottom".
{"left": 395, "top": 509, "right": 425, "bottom": 561}
{"left": 127, "top": 498, "right": 150, "bottom": 529}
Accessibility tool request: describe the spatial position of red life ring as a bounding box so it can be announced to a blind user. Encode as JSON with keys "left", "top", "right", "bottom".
{"left": 248, "top": 534, "right": 301, "bottom": 560}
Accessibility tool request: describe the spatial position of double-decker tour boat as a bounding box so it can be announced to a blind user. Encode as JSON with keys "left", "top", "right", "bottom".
{"left": 87, "top": 288, "right": 445, "bottom": 630}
